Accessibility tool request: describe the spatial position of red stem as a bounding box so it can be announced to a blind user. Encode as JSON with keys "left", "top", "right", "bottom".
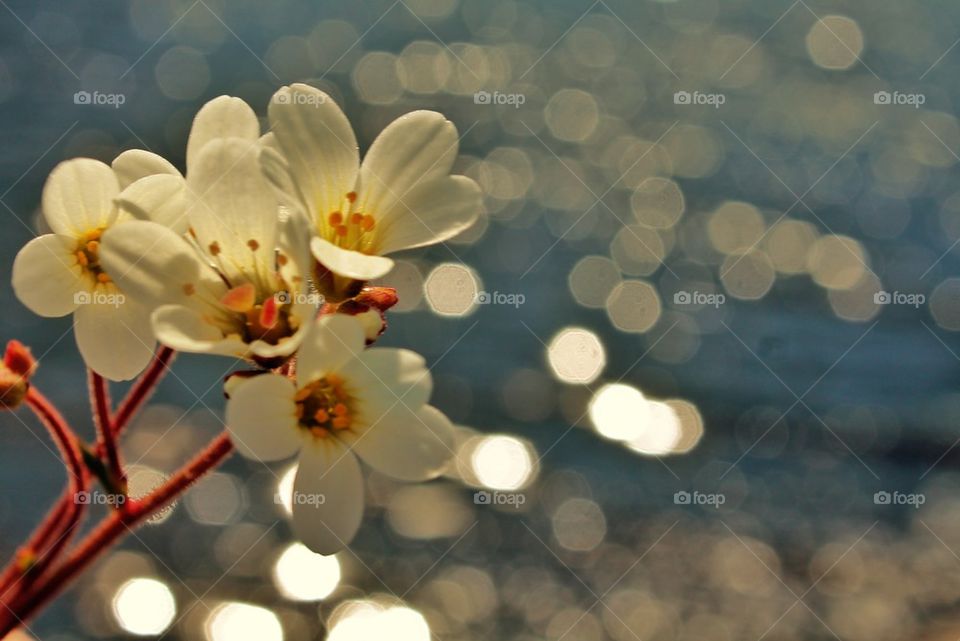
{"left": 112, "top": 347, "right": 175, "bottom": 436}
{"left": 0, "top": 389, "right": 89, "bottom": 614}
{"left": 89, "top": 371, "right": 125, "bottom": 493}
{"left": 0, "top": 433, "right": 233, "bottom": 636}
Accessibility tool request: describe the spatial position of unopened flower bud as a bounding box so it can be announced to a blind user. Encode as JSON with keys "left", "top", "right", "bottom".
{"left": 0, "top": 341, "right": 35, "bottom": 409}
{"left": 337, "top": 287, "right": 398, "bottom": 344}
{"left": 4, "top": 340, "right": 36, "bottom": 378}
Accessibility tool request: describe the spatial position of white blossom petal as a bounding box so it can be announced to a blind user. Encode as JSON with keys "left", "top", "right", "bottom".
{"left": 375, "top": 175, "right": 482, "bottom": 254}
{"left": 186, "top": 138, "right": 278, "bottom": 290}
{"left": 346, "top": 404, "right": 454, "bottom": 481}
{"left": 151, "top": 304, "right": 247, "bottom": 357}
{"left": 186, "top": 96, "right": 260, "bottom": 170}
{"left": 74, "top": 297, "right": 156, "bottom": 381}
{"left": 268, "top": 84, "right": 359, "bottom": 223}
{"left": 339, "top": 348, "right": 432, "bottom": 422}
{"left": 225, "top": 374, "right": 302, "bottom": 461}
{"left": 358, "top": 111, "right": 458, "bottom": 221}
{"left": 292, "top": 439, "right": 364, "bottom": 554}
{"left": 116, "top": 173, "right": 189, "bottom": 233}
{"left": 296, "top": 315, "right": 366, "bottom": 386}
{"left": 310, "top": 236, "right": 393, "bottom": 281}
{"left": 100, "top": 220, "right": 226, "bottom": 312}
{"left": 42, "top": 158, "right": 120, "bottom": 237}
{"left": 11, "top": 234, "right": 85, "bottom": 317}
{"left": 111, "top": 150, "right": 180, "bottom": 189}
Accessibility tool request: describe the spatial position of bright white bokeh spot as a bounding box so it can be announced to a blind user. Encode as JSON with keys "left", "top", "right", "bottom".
{"left": 423, "top": 263, "right": 480, "bottom": 317}
{"left": 328, "top": 602, "right": 430, "bottom": 641}
{"left": 471, "top": 435, "right": 534, "bottom": 490}
{"left": 589, "top": 383, "right": 650, "bottom": 441}
{"left": 273, "top": 543, "right": 341, "bottom": 601}
{"left": 206, "top": 603, "right": 282, "bottom": 641}
{"left": 547, "top": 327, "right": 606, "bottom": 384}
{"left": 625, "top": 401, "right": 682, "bottom": 455}
{"left": 112, "top": 577, "right": 176, "bottom": 636}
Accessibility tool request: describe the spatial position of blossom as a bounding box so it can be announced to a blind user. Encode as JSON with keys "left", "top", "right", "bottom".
{"left": 11, "top": 159, "right": 158, "bottom": 380}
{"left": 262, "top": 83, "right": 483, "bottom": 298}
{"left": 99, "top": 135, "right": 316, "bottom": 365}
{"left": 225, "top": 314, "right": 454, "bottom": 553}
{"left": 110, "top": 95, "right": 262, "bottom": 233}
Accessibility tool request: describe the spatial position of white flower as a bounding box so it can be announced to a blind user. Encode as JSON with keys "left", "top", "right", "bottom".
{"left": 11, "top": 158, "right": 157, "bottom": 381}
{"left": 225, "top": 315, "right": 454, "bottom": 554}
{"left": 263, "top": 83, "right": 483, "bottom": 295}
{"left": 111, "top": 95, "right": 263, "bottom": 233}
{"left": 99, "top": 135, "right": 316, "bottom": 364}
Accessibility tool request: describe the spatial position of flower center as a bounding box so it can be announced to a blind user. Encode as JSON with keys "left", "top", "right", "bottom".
{"left": 217, "top": 284, "right": 298, "bottom": 346}
{"left": 325, "top": 191, "right": 377, "bottom": 253}
{"left": 294, "top": 374, "right": 354, "bottom": 438}
{"left": 75, "top": 229, "right": 112, "bottom": 284}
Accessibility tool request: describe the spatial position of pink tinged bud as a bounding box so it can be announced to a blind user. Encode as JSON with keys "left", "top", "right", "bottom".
{"left": 4, "top": 340, "right": 36, "bottom": 379}
{"left": 220, "top": 283, "right": 257, "bottom": 313}
{"left": 353, "top": 286, "right": 398, "bottom": 313}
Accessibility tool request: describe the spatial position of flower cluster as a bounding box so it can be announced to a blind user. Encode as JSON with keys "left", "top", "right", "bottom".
{"left": 10, "top": 84, "right": 482, "bottom": 553}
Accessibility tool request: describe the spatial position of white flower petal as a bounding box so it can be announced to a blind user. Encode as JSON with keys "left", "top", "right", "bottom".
{"left": 296, "top": 315, "right": 366, "bottom": 386}
{"left": 42, "top": 158, "right": 120, "bottom": 237}
{"left": 186, "top": 96, "right": 260, "bottom": 170}
{"left": 268, "top": 84, "right": 359, "bottom": 223}
{"left": 100, "top": 220, "right": 226, "bottom": 311}
{"left": 116, "top": 174, "right": 189, "bottom": 233}
{"left": 12, "top": 234, "right": 85, "bottom": 317}
{"left": 358, "top": 111, "right": 458, "bottom": 220}
{"left": 339, "top": 348, "right": 432, "bottom": 420}
{"left": 186, "top": 138, "right": 278, "bottom": 288}
{"left": 347, "top": 404, "right": 454, "bottom": 481}
{"left": 310, "top": 236, "right": 393, "bottom": 281}
{"left": 225, "top": 374, "right": 301, "bottom": 461}
{"left": 151, "top": 304, "right": 247, "bottom": 357}
{"left": 111, "top": 149, "right": 180, "bottom": 189}
{"left": 74, "top": 297, "right": 156, "bottom": 381}
{"left": 292, "top": 439, "right": 364, "bottom": 554}
{"left": 375, "top": 175, "right": 483, "bottom": 254}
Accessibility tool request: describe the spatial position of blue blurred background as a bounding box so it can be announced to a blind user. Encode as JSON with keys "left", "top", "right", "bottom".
{"left": 2, "top": 1, "right": 960, "bottom": 639}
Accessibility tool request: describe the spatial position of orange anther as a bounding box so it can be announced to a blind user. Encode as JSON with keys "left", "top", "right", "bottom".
{"left": 329, "top": 211, "right": 343, "bottom": 226}
{"left": 76, "top": 252, "right": 89, "bottom": 267}
{"left": 332, "top": 403, "right": 348, "bottom": 417}
{"left": 85, "top": 240, "right": 99, "bottom": 253}
{"left": 331, "top": 416, "right": 351, "bottom": 430}
{"left": 336, "top": 225, "right": 348, "bottom": 237}
{"left": 350, "top": 212, "right": 364, "bottom": 225}
{"left": 96, "top": 273, "right": 111, "bottom": 283}
{"left": 361, "top": 215, "right": 375, "bottom": 231}
{"left": 313, "top": 408, "right": 330, "bottom": 423}
{"left": 346, "top": 191, "right": 358, "bottom": 203}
